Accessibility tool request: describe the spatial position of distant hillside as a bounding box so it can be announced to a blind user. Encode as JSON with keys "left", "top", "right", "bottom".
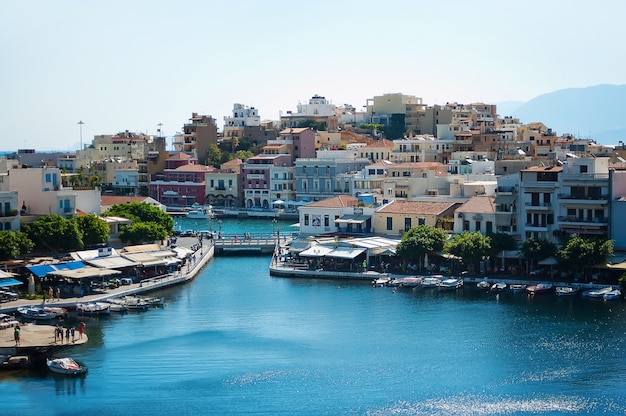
{"left": 508, "top": 84, "right": 626, "bottom": 144}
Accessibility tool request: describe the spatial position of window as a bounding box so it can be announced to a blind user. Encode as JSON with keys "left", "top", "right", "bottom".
{"left": 486, "top": 221, "right": 493, "bottom": 234}
{"left": 475, "top": 221, "right": 481, "bottom": 232}
{"left": 304, "top": 214, "right": 310, "bottom": 226}
{"left": 324, "top": 215, "right": 329, "bottom": 227}
{"left": 580, "top": 165, "right": 588, "bottom": 173}
{"left": 463, "top": 221, "right": 469, "bottom": 231}
{"left": 386, "top": 217, "right": 393, "bottom": 230}
{"left": 405, "top": 218, "right": 412, "bottom": 231}
{"left": 418, "top": 218, "right": 425, "bottom": 226}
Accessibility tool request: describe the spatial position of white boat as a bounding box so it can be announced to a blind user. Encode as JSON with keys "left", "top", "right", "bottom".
{"left": 490, "top": 282, "right": 507, "bottom": 292}
{"left": 76, "top": 302, "right": 111, "bottom": 315}
{"left": 100, "top": 301, "right": 127, "bottom": 313}
{"left": 438, "top": 278, "right": 463, "bottom": 291}
{"left": 396, "top": 276, "right": 422, "bottom": 287}
{"left": 185, "top": 205, "right": 214, "bottom": 219}
{"left": 603, "top": 289, "right": 621, "bottom": 301}
{"left": 43, "top": 305, "right": 67, "bottom": 317}
{"left": 421, "top": 276, "right": 442, "bottom": 288}
{"left": 47, "top": 357, "right": 87, "bottom": 375}
{"left": 17, "top": 307, "right": 57, "bottom": 321}
{"left": 119, "top": 296, "right": 151, "bottom": 310}
{"left": 372, "top": 277, "right": 391, "bottom": 288}
{"left": 476, "top": 281, "right": 491, "bottom": 289}
{"left": 555, "top": 286, "right": 578, "bottom": 296}
{"left": 509, "top": 284, "right": 527, "bottom": 293}
{"left": 582, "top": 286, "right": 613, "bottom": 298}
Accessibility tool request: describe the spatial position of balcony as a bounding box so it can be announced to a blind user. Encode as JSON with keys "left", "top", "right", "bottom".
{"left": 525, "top": 223, "right": 549, "bottom": 232}
{"left": 559, "top": 194, "right": 608, "bottom": 204}
{"left": 496, "top": 186, "right": 516, "bottom": 194}
{"left": 524, "top": 202, "right": 552, "bottom": 211}
{"left": 558, "top": 216, "right": 608, "bottom": 226}
{"left": 561, "top": 173, "right": 609, "bottom": 181}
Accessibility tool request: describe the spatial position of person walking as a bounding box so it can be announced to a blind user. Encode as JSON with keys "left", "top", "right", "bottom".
{"left": 71, "top": 326, "right": 76, "bottom": 342}
{"left": 48, "top": 287, "right": 53, "bottom": 300}
{"left": 78, "top": 322, "right": 85, "bottom": 339}
{"left": 55, "top": 288, "right": 60, "bottom": 302}
{"left": 14, "top": 325, "right": 20, "bottom": 346}
{"left": 65, "top": 327, "right": 70, "bottom": 343}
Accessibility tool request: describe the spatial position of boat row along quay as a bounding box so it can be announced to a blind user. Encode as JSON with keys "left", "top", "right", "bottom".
{"left": 0, "top": 236, "right": 217, "bottom": 370}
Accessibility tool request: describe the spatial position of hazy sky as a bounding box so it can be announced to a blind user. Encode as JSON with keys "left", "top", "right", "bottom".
{"left": 2, "top": 0, "right": 625, "bottom": 151}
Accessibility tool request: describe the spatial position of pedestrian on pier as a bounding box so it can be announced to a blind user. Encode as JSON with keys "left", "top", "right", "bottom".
{"left": 78, "top": 322, "right": 85, "bottom": 339}
{"left": 71, "top": 326, "right": 76, "bottom": 342}
{"left": 14, "top": 324, "right": 20, "bottom": 346}
{"left": 65, "top": 327, "right": 70, "bottom": 343}
{"left": 54, "top": 324, "right": 60, "bottom": 343}
{"left": 48, "top": 287, "right": 53, "bottom": 300}
{"left": 55, "top": 288, "right": 60, "bottom": 302}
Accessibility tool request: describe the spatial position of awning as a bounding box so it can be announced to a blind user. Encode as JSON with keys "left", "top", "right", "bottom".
{"left": 335, "top": 215, "right": 368, "bottom": 224}
{"left": 86, "top": 256, "right": 138, "bottom": 269}
{"left": 494, "top": 194, "right": 516, "bottom": 204}
{"left": 326, "top": 248, "right": 366, "bottom": 259}
{"left": 299, "top": 245, "right": 334, "bottom": 257}
{"left": 26, "top": 261, "right": 87, "bottom": 277}
{"left": 0, "top": 278, "right": 22, "bottom": 287}
{"left": 47, "top": 266, "right": 122, "bottom": 280}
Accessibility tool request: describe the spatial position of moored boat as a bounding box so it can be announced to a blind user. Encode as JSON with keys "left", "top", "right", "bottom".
{"left": 372, "top": 277, "right": 391, "bottom": 288}
{"left": 397, "top": 276, "right": 422, "bottom": 288}
{"left": 43, "top": 305, "right": 68, "bottom": 318}
{"left": 509, "top": 284, "right": 527, "bottom": 293}
{"left": 438, "top": 278, "right": 463, "bottom": 291}
{"left": 421, "top": 276, "right": 442, "bottom": 288}
{"left": 582, "top": 286, "right": 613, "bottom": 298}
{"left": 17, "top": 307, "right": 57, "bottom": 321}
{"left": 602, "top": 289, "right": 621, "bottom": 301}
{"left": 476, "top": 280, "right": 491, "bottom": 289}
{"left": 47, "top": 357, "right": 88, "bottom": 375}
{"left": 526, "top": 283, "right": 553, "bottom": 295}
{"left": 490, "top": 282, "right": 507, "bottom": 292}
{"left": 76, "top": 302, "right": 111, "bottom": 315}
{"left": 185, "top": 205, "right": 214, "bottom": 219}
{"left": 555, "top": 286, "right": 578, "bottom": 296}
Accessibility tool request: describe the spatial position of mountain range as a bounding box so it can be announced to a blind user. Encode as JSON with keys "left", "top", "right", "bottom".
{"left": 498, "top": 84, "right": 626, "bottom": 145}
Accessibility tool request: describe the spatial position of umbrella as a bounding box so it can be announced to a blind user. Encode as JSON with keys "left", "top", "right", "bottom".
{"left": 272, "top": 200, "right": 285, "bottom": 205}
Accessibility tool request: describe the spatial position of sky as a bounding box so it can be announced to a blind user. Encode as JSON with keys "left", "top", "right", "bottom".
{"left": 2, "top": 0, "right": 625, "bottom": 152}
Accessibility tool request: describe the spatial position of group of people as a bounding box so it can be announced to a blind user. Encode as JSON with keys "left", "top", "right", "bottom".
{"left": 45, "top": 287, "right": 61, "bottom": 302}
{"left": 53, "top": 322, "right": 85, "bottom": 344}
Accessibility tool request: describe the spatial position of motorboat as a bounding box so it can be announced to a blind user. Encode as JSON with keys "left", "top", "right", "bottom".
{"left": 76, "top": 302, "right": 111, "bottom": 315}
{"left": 509, "top": 284, "right": 527, "bottom": 293}
{"left": 582, "top": 286, "right": 613, "bottom": 298}
{"left": 421, "top": 276, "right": 442, "bottom": 288}
{"left": 43, "top": 305, "right": 67, "bottom": 318}
{"left": 603, "top": 289, "right": 621, "bottom": 301}
{"left": 17, "top": 307, "right": 57, "bottom": 321}
{"left": 438, "top": 278, "right": 463, "bottom": 291}
{"left": 526, "top": 283, "right": 553, "bottom": 295}
{"left": 100, "top": 301, "right": 127, "bottom": 313}
{"left": 490, "top": 282, "right": 507, "bottom": 292}
{"left": 47, "top": 357, "right": 87, "bottom": 375}
{"left": 476, "top": 280, "right": 491, "bottom": 289}
{"left": 185, "top": 205, "right": 214, "bottom": 219}
{"left": 555, "top": 286, "right": 578, "bottom": 296}
{"left": 396, "top": 276, "right": 422, "bottom": 288}
{"left": 372, "top": 277, "right": 391, "bottom": 288}
{"left": 0, "top": 313, "right": 19, "bottom": 330}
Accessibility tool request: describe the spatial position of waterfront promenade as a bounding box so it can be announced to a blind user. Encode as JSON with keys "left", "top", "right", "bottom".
{"left": 0, "top": 236, "right": 215, "bottom": 315}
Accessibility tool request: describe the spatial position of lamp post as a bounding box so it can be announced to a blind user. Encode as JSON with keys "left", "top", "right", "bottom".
{"left": 77, "top": 121, "right": 84, "bottom": 150}
{"left": 272, "top": 218, "right": 277, "bottom": 235}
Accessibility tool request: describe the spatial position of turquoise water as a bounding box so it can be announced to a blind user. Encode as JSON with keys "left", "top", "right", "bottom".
{"left": 2, "top": 219, "right": 626, "bottom": 415}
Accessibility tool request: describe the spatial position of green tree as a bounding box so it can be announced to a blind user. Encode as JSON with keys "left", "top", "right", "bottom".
{"left": 74, "top": 214, "right": 109, "bottom": 247}
{"left": 104, "top": 202, "right": 174, "bottom": 233}
{"left": 396, "top": 225, "right": 448, "bottom": 270}
{"left": 206, "top": 144, "right": 223, "bottom": 168}
{"left": 119, "top": 222, "right": 168, "bottom": 245}
{"left": 486, "top": 232, "right": 518, "bottom": 259}
{"left": 359, "top": 123, "right": 384, "bottom": 138}
{"left": 0, "top": 231, "right": 34, "bottom": 260}
{"left": 557, "top": 236, "right": 613, "bottom": 277}
{"left": 445, "top": 231, "right": 492, "bottom": 269}
{"left": 235, "top": 150, "right": 254, "bottom": 160}
{"left": 25, "top": 214, "right": 83, "bottom": 252}
{"left": 520, "top": 237, "right": 557, "bottom": 273}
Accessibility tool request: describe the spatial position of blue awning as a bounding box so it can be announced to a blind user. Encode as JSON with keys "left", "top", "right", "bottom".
{"left": 27, "top": 261, "right": 86, "bottom": 277}
{"left": 0, "top": 278, "right": 22, "bottom": 287}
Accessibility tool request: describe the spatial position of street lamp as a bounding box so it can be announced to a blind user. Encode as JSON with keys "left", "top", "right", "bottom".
{"left": 77, "top": 121, "right": 85, "bottom": 150}
{"left": 272, "top": 218, "right": 277, "bottom": 234}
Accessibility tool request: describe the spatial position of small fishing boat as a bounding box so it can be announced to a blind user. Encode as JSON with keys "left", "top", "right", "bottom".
{"left": 421, "top": 276, "right": 442, "bottom": 288}
{"left": 438, "top": 278, "right": 463, "bottom": 291}
{"left": 555, "top": 286, "right": 578, "bottom": 296}
{"left": 17, "top": 307, "right": 57, "bottom": 321}
{"left": 490, "top": 282, "right": 507, "bottom": 292}
{"left": 43, "top": 305, "right": 67, "bottom": 318}
{"left": 372, "top": 277, "right": 391, "bottom": 288}
{"left": 47, "top": 357, "right": 87, "bottom": 375}
{"left": 476, "top": 280, "right": 491, "bottom": 289}
{"left": 185, "top": 205, "right": 215, "bottom": 219}
{"left": 76, "top": 302, "right": 111, "bottom": 315}
{"left": 582, "top": 286, "right": 613, "bottom": 298}
{"left": 603, "top": 289, "right": 621, "bottom": 301}
{"left": 396, "top": 276, "right": 422, "bottom": 288}
{"left": 526, "top": 283, "right": 553, "bottom": 295}
{"left": 509, "top": 284, "right": 527, "bottom": 293}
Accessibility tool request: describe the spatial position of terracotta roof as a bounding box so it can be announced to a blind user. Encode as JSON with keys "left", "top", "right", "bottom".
{"left": 455, "top": 196, "right": 495, "bottom": 214}
{"left": 174, "top": 164, "right": 213, "bottom": 172}
{"left": 279, "top": 128, "right": 310, "bottom": 134}
{"left": 302, "top": 195, "right": 358, "bottom": 209}
{"left": 377, "top": 200, "right": 458, "bottom": 215}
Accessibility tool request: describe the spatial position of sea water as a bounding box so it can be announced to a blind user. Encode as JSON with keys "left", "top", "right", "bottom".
{"left": 2, "top": 218, "right": 626, "bottom": 415}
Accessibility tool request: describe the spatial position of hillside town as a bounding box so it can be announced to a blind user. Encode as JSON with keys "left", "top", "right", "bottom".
{"left": 1, "top": 92, "right": 626, "bottom": 285}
